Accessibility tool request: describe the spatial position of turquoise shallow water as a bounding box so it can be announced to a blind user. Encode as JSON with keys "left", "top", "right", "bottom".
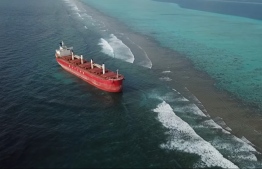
{"left": 1, "top": 0, "right": 262, "bottom": 168}
{"left": 83, "top": 0, "right": 262, "bottom": 108}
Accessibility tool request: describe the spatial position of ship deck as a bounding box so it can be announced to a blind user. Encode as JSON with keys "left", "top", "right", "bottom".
{"left": 58, "top": 55, "right": 123, "bottom": 80}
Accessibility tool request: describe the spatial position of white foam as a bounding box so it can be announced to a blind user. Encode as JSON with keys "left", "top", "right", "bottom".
{"left": 162, "top": 70, "right": 171, "bottom": 73}
{"left": 159, "top": 77, "right": 172, "bottom": 81}
{"left": 175, "top": 97, "right": 189, "bottom": 102}
{"left": 98, "top": 34, "right": 135, "bottom": 63}
{"left": 73, "top": 6, "right": 80, "bottom": 12}
{"left": 173, "top": 104, "right": 207, "bottom": 117}
{"left": 148, "top": 89, "right": 189, "bottom": 103}
{"left": 213, "top": 116, "right": 232, "bottom": 132}
{"left": 63, "top": 0, "right": 92, "bottom": 21}
{"left": 169, "top": 89, "right": 190, "bottom": 102}
{"left": 241, "top": 136, "right": 255, "bottom": 147}
{"left": 172, "top": 88, "right": 182, "bottom": 95}
{"left": 136, "top": 44, "right": 152, "bottom": 68}
{"left": 153, "top": 101, "right": 238, "bottom": 168}
{"left": 84, "top": 13, "right": 93, "bottom": 20}
{"left": 63, "top": 0, "right": 80, "bottom": 12}
{"left": 161, "top": 92, "right": 177, "bottom": 102}
{"left": 125, "top": 36, "right": 152, "bottom": 68}
{"left": 151, "top": 90, "right": 261, "bottom": 167}
{"left": 184, "top": 87, "right": 203, "bottom": 105}
{"left": 98, "top": 38, "right": 114, "bottom": 57}
{"left": 254, "top": 129, "right": 262, "bottom": 135}
{"left": 197, "top": 118, "right": 261, "bottom": 167}
{"left": 233, "top": 136, "right": 257, "bottom": 153}
{"left": 191, "top": 114, "right": 262, "bottom": 168}
{"left": 212, "top": 136, "right": 258, "bottom": 163}
{"left": 225, "top": 126, "right": 232, "bottom": 131}
{"left": 84, "top": 26, "right": 88, "bottom": 29}
{"left": 202, "top": 119, "right": 231, "bottom": 134}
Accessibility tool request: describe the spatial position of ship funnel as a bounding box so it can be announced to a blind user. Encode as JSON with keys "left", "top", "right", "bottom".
{"left": 116, "top": 69, "right": 119, "bottom": 78}
{"left": 102, "top": 63, "right": 105, "bottom": 74}
{"left": 91, "top": 59, "right": 93, "bottom": 69}
{"left": 81, "top": 55, "right": 83, "bottom": 64}
{"left": 72, "top": 52, "right": 74, "bottom": 60}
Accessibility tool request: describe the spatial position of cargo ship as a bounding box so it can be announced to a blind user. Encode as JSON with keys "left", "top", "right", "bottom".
{"left": 55, "top": 41, "right": 124, "bottom": 92}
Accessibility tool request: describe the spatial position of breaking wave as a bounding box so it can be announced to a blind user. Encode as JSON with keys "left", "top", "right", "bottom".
{"left": 98, "top": 38, "right": 114, "bottom": 57}
{"left": 125, "top": 36, "right": 152, "bottom": 68}
{"left": 98, "top": 34, "right": 135, "bottom": 63}
{"left": 149, "top": 89, "right": 262, "bottom": 168}
{"left": 153, "top": 101, "right": 238, "bottom": 168}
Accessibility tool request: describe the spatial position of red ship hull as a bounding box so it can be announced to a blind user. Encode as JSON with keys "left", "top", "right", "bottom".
{"left": 56, "top": 57, "right": 123, "bottom": 93}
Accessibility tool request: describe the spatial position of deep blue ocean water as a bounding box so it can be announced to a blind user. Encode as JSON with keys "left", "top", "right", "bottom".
{"left": 1, "top": 0, "right": 262, "bottom": 168}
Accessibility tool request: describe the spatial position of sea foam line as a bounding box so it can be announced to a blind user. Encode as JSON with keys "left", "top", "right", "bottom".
{"left": 162, "top": 70, "right": 171, "bottom": 73}
{"left": 159, "top": 77, "right": 172, "bottom": 81}
{"left": 98, "top": 34, "right": 135, "bottom": 63}
{"left": 153, "top": 101, "right": 238, "bottom": 168}
{"left": 157, "top": 90, "right": 262, "bottom": 168}
{"left": 63, "top": 1, "right": 135, "bottom": 64}
{"left": 98, "top": 38, "right": 114, "bottom": 57}
{"left": 63, "top": 0, "right": 80, "bottom": 12}
{"left": 63, "top": 0, "right": 87, "bottom": 21}
{"left": 126, "top": 37, "right": 152, "bottom": 68}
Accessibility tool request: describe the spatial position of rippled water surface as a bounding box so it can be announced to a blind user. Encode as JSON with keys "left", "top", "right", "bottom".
{"left": 1, "top": 0, "right": 262, "bottom": 168}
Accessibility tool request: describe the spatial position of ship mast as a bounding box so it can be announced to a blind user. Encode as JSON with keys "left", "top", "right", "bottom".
{"left": 91, "top": 59, "right": 93, "bottom": 69}
{"left": 102, "top": 63, "right": 105, "bottom": 74}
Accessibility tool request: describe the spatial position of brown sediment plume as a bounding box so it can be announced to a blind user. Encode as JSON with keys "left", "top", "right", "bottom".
{"left": 76, "top": 0, "right": 262, "bottom": 151}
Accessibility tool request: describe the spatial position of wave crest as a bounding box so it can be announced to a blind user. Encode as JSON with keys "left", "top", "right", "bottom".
{"left": 98, "top": 34, "right": 135, "bottom": 63}
{"left": 153, "top": 101, "right": 238, "bottom": 168}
